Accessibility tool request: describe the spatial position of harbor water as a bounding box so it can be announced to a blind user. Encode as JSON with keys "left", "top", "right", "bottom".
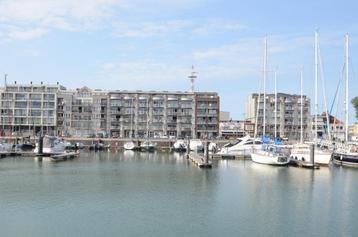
{"left": 1, "top": 151, "right": 358, "bottom": 237}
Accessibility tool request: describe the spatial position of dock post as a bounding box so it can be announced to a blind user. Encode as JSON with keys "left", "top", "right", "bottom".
{"left": 38, "top": 136, "right": 44, "bottom": 155}
{"left": 205, "top": 140, "right": 209, "bottom": 164}
{"left": 310, "top": 144, "right": 315, "bottom": 165}
{"left": 186, "top": 138, "right": 190, "bottom": 159}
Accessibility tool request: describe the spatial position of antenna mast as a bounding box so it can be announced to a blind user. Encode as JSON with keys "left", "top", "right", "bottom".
{"left": 188, "top": 65, "right": 197, "bottom": 92}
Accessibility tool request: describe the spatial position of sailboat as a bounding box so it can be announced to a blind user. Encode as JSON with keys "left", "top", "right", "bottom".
{"left": 290, "top": 31, "right": 332, "bottom": 165}
{"left": 140, "top": 97, "right": 156, "bottom": 152}
{"left": 250, "top": 36, "right": 290, "bottom": 166}
{"left": 332, "top": 34, "right": 358, "bottom": 167}
{"left": 124, "top": 97, "right": 140, "bottom": 151}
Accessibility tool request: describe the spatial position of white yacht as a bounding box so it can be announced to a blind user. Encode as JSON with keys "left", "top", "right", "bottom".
{"left": 189, "top": 139, "right": 204, "bottom": 152}
{"left": 208, "top": 142, "right": 218, "bottom": 153}
{"left": 251, "top": 144, "right": 290, "bottom": 166}
{"left": 0, "top": 141, "right": 13, "bottom": 152}
{"left": 290, "top": 143, "right": 331, "bottom": 165}
{"left": 172, "top": 139, "right": 187, "bottom": 152}
{"left": 123, "top": 141, "right": 140, "bottom": 151}
{"left": 33, "top": 136, "right": 66, "bottom": 154}
{"left": 216, "top": 135, "right": 262, "bottom": 157}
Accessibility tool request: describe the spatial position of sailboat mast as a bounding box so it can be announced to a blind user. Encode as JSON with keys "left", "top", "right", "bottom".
{"left": 274, "top": 69, "right": 277, "bottom": 139}
{"left": 314, "top": 31, "right": 318, "bottom": 144}
{"left": 300, "top": 69, "right": 304, "bottom": 143}
{"left": 263, "top": 36, "right": 267, "bottom": 136}
{"left": 345, "top": 33, "right": 349, "bottom": 142}
{"left": 130, "top": 97, "right": 133, "bottom": 138}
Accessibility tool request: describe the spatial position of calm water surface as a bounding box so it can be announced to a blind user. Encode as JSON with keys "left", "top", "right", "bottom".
{"left": 1, "top": 151, "right": 358, "bottom": 237}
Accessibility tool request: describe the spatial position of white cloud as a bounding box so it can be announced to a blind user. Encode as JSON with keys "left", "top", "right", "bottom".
{"left": 0, "top": 0, "right": 120, "bottom": 40}
{"left": 114, "top": 20, "right": 192, "bottom": 38}
{"left": 6, "top": 26, "right": 48, "bottom": 40}
{"left": 0, "top": 0, "right": 119, "bottom": 23}
{"left": 192, "top": 20, "right": 247, "bottom": 36}
{"left": 0, "top": 0, "right": 206, "bottom": 41}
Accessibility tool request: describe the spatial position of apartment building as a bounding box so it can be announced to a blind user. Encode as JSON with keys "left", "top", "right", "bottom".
{"left": 57, "top": 87, "right": 107, "bottom": 137}
{"left": 195, "top": 93, "right": 220, "bottom": 139}
{"left": 311, "top": 113, "right": 346, "bottom": 141}
{"left": 0, "top": 82, "right": 220, "bottom": 138}
{"left": 108, "top": 91, "right": 219, "bottom": 139}
{"left": 219, "top": 120, "right": 255, "bottom": 138}
{"left": 0, "top": 82, "right": 63, "bottom": 136}
{"left": 246, "top": 92, "right": 311, "bottom": 140}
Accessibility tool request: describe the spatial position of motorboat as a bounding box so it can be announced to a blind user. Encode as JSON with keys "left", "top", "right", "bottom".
{"left": 124, "top": 141, "right": 140, "bottom": 150}
{"left": 14, "top": 136, "right": 35, "bottom": 151}
{"left": 172, "top": 139, "right": 187, "bottom": 152}
{"left": 208, "top": 142, "right": 218, "bottom": 153}
{"left": 33, "top": 136, "right": 66, "bottom": 155}
{"left": 140, "top": 140, "right": 156, "bottom": 152}
{"left": 0, "top": 140, "right": 13, "bottom": 152}
{"left": 289, "top": 143, "right": 332, "bottom": 165}
{"left": 251, "top": 144, "right": 290, "bottom": 166}
{"left": 216, "top": 135, "right": 262, "bottom": 157}
{"left": 89, "top": 141, "right": 110, "bottom": 151}
{"left": 189, "top": 139, "right": 204, "bottom": 152}
{"left": 75, "top": 142, "right": 85, "bottom": 149}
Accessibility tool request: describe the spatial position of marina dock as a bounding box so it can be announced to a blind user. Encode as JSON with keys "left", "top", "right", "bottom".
{"left": 187, "top": 153, "right": 212, "bottom": 168}
{"left": 212, "top": 154, "right": 249, "bottom": 160}
{"left": 0, "top": 151, "right": 38, "bottom": 158}
{"left": 289, "top": 160, "right": 320, "bottom": 169}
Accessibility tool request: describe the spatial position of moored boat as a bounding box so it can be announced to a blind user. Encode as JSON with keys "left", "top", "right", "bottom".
{"left": 216, "top": 135, "right": 262, "bottom": 157}
{"left": 172, "top": 139, "right": 187, "bottom": 152}
{"left": 33, "top": 136, "right": 66, "bottom": 155}
{"left": 189, "top": 139, "right": 204, "bottom": 152}
{"left": 124, "top": 141, "right": 140, "bottom": 150}
{"left": 332, "top": 144, "right": 358, "bottom": 167}
{"left": 140, "top": 140, "right": 156, "bottom": 152}
{"left": 290, "top": 143, "right": 332, "bottom": 165}
{"left": 251, "top": 144, "right": 290, "bottom": 166}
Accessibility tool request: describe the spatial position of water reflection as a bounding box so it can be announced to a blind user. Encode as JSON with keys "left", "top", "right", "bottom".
{"left": 1, "top": 152, "right": 358, "bottom": 236}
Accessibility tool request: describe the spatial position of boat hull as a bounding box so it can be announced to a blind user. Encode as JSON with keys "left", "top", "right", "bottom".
{"left": 332, "top": 152, "right": 358, "bottom": 168}
{"left": 124, "top": 141, "right": 140, "bottom": 151}
{"left": 290, "top": 151, "right": 331, "bottom": 165}
{"left": 251, "top": 152, "right": 289, "bottom": 166}
{"left": 217, "top": 145, "right": 262, "bottom": 157}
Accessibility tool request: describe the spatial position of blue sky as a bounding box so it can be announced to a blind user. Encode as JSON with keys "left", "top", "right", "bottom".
{"left": 0, "top": 0, "right": 357, "bottom": 123}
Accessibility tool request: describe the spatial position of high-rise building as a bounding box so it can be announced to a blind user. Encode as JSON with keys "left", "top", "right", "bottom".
{"left": 246, "top": 93, "right": 311, "bottom": 140}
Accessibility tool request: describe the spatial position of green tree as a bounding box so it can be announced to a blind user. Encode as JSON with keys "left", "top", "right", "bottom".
{"left": 352, "top": 96, "right": 358, "bottom": 120}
